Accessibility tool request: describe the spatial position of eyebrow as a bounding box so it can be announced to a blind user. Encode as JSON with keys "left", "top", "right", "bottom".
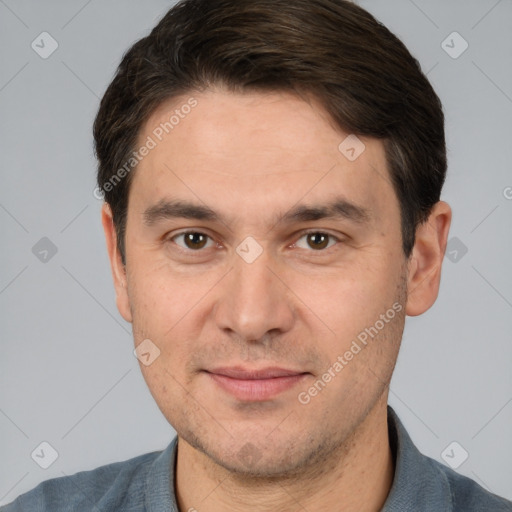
{"left": 142, "top": 197, "right": 372, "bottom": 227}
{"left": 143, "top": 200, "right": 218, "bottom": 226}
{"left": 279, "top": 199, "right": 371, "bottom": 225}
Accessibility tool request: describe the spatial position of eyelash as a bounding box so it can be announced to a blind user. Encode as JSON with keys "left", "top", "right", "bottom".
{"left": 167, "top": 230, "right": 342, "bottom": 254}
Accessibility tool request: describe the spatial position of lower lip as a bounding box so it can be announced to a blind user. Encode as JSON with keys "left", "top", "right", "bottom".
{"left": 206, "top": 372, "right": 309, "bottom": 401}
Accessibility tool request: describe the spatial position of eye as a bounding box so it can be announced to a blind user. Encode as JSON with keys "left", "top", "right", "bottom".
{"left": 171, "top": 231, "right": 215, "bottom": 251}
{"left": 294, "top": 232, "right": 338, "bottom": 251}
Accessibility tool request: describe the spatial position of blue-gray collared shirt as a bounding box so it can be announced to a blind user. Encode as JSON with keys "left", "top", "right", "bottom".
{"left": 2, "top": 406, "right": 511, "bottom": 511}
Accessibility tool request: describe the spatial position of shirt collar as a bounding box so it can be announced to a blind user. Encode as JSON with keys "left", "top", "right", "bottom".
{"left": 145, "top": 436, "right": 179, "bottom": 512}
{"left": 382, "top": 405, "right": 452, "bottom": 511}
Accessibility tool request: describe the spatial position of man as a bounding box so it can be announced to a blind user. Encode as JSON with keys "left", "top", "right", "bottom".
{"left": 3, "top": 0, "right": 511, "bottom": 510}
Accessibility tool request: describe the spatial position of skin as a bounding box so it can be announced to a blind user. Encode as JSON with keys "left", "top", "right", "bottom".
{"left": 102, "top": 88, "right": 451, "bottom": 511}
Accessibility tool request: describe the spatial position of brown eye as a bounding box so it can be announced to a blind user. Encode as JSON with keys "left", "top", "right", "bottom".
{"left": 173, "top": 232, "right": 213, "bottom": 250}
{"left": 295, "top": 232, "right": 337, "bottom": 251}
{"left": 185, "top": 232, "right": 207, "bottom": 249}
{"left": 307, "top": 233, "right": 329, "bottom": 250}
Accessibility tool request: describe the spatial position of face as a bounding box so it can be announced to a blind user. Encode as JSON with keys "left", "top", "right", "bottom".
{"left": 104, "top": 89, "right": 432, "bottom": 478}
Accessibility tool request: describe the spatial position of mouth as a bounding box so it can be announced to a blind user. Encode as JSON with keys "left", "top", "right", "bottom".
{"left": 203, "top": 366, "right": 310, "bottom": 401}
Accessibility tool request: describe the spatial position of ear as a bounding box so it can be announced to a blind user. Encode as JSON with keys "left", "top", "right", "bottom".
{"left": 406, "top": 201, "right": 452, "bottom": 316}
{"left": 101, "top": 203, "right": 133, "bottom": 323}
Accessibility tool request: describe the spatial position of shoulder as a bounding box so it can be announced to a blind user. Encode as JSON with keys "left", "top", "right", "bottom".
{"left": 428, "top": 456, "right": 512, "bottom": 511}
{"left": 385, "top": 406, "right": 512, "bottom": 511}
{"left": 0, "top": 450, "right": 162, "bottom": 512}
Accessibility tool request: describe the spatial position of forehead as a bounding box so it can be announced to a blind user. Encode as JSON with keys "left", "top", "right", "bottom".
{"left": 130, "top": 89, "right": 396, "bottom": 219}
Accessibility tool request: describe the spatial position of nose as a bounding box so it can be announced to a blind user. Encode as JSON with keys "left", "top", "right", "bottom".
{"left": 213, "top": 248, "right": 295, "bottom": 343}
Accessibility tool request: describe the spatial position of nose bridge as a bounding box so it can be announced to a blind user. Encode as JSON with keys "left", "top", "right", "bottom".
{"left": 214, "top": 248, "right": 294, "bottom": 340}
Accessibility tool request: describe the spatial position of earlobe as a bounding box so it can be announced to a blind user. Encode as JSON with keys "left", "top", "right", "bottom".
{"left": 101, "top": 203, "right": 133, "bottom": 323}
{"left": 405, "top": 201, "right": 452, "bottom": 317}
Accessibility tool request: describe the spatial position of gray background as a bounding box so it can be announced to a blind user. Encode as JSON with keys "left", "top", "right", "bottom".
{"left": 1, "top": 0, "right": 511, "bottom": 505}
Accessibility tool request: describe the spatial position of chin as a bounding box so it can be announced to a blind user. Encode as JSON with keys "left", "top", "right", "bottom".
{"left": 212, "top": 449, "right": 307, "bottom": 480}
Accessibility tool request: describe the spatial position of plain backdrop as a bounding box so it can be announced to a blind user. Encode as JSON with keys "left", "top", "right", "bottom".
{"left": 1, "top": 0, "right": 511, "bottom": 505}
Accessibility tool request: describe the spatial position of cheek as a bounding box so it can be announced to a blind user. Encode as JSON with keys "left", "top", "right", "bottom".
{"left": 127, "top": 260, "right": 211, "bottom": 330}
{"left": 127, "top": 273, "right": 188, "bottom": 378}
{"left": 289, "top": 262, "right": 399, "bottom": 333}
{"left": 287, "top": 263, "right": 405, "bottom": 394}
{"left": 139, "top": 361, "right": 191, "bottom": 427}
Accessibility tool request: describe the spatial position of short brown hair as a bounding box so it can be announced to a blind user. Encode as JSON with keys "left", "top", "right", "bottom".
{"left": 94, "top": 0, "right": 446, "bottom": 262}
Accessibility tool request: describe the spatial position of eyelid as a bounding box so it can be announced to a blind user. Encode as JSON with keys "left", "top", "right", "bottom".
{"left": 291, "top": 230, "right": 343, "bottom": 251}
{"left": 167, "top": 230, "right": 219, "bottom": 252}
{"left": 165, "top": 228, "right": 344, "bottom": 253}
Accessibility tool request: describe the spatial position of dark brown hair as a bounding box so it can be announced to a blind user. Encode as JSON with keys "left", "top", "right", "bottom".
{"left": 94, "top": 0, "right": 446, "bottom": 263}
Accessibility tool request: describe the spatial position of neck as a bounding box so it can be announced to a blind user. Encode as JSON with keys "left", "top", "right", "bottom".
{"left": 175, "top": 398, "right": 394, "bottom": 512}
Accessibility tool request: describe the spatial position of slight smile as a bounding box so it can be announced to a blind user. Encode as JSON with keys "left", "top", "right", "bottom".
{"left": 204, "top": 366, "right": 311, "bottom": 401}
